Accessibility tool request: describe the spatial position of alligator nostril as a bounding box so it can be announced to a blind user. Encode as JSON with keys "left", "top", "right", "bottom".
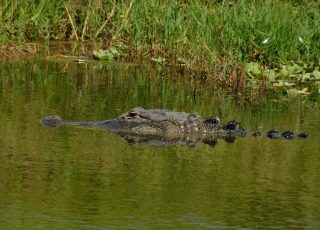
{"left": 40, "top": 115, "right": 62, "bottom": 127}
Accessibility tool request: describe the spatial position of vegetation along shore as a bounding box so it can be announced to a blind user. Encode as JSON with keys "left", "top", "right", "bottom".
{"left": 1, "top": 0, "right": 319, "bottom": 99}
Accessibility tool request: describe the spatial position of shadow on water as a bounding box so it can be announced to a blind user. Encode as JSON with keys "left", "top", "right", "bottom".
{"left": 0, "top": 57, "right": 320, "bottom": 229}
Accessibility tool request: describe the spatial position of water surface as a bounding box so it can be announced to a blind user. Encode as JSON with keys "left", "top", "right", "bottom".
{"left": 0, "top": 58, "right": 320, "bottom": 229}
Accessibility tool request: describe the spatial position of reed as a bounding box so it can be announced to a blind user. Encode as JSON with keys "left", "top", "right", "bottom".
{"left": 0, "top": 0, "right": 319, "bottom": 65}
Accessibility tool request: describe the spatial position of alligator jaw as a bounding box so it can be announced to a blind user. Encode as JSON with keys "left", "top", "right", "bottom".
{"left": 40, "top": 117, "right": 123, "bottom": 130}
{"left": 39, "top": 117, "right": 165, "bottom": 135}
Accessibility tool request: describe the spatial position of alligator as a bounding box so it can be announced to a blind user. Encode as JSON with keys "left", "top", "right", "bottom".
{"left": 40, "top": 107, "right": 308, "bottom": 147}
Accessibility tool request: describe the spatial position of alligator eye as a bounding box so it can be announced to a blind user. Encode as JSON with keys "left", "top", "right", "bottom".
{"left": 129, "top": 111, "right": 138, "bottom": 117}
{"left": 188, "top": 113, "right": 199, "bottom": 120}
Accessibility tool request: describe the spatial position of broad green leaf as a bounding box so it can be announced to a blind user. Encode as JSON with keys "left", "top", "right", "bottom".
{"left": 151, "top": 56, "right": 166, "bottom": 64}
{"left": 93, "top": 49, "right": 108, "bottom": 60}
{"left": 312, "top": 70, "right": 320, "bottom": 80}
{"left": 109, "top": 47, "right": 119, "bottom": 55}
{"left": 273, "top": 80, "right": 295, "bottom": 87}
{"left": 301, "top": 73, "right": 311, "bottom": 82}
{"left": 287, "top": 88, "right": 309, "bottom": 97}
{"left": 264, "top": 69, "right": 276, "bottom": 81}
{"left": 93, "top": 48, "right": 116, "bottom": 60}
{"left": 244, "top": 62, "right": 262, "bottom": 77}
{"left": 287, "top": 64, "right": 303, "bottom": 75}
{"left": 279, "top": 65, "right": 290, "bottom": 77}
{"left": 177, "top": 57, "right": 188, "bottom": 64}
{"left": 280, "top": 64, "right": 303, "bottom": 77}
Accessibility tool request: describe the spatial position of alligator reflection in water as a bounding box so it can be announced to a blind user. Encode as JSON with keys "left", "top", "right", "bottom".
{"left": 40, "top": 107, "right": 308, "bottom": 147}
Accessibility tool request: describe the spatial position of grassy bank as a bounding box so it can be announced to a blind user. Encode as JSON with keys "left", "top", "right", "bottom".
{"left": 1, "top": 0, "right": 320, "bottom": 96}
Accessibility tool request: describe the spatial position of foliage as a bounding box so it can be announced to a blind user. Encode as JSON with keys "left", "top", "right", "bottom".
{"left": 1, "top": 0, "right": 319, "bottom": 63}
{"left": 245, "top": 61, "right": 320, "bottom": 96}
{"left": 0, "top": 0, "right": 319, "bottom": 94}
{"left": 93, "top": 47, "right": 120, "bottom": 60}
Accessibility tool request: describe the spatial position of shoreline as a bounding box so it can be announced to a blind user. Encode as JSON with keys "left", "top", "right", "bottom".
{"left": 0, "top": 41, "right": 318, "bottom": 101}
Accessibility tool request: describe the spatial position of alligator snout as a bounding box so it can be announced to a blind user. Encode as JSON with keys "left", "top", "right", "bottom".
{"left": 40, "top": 115, "right": 63, "bottom": 127}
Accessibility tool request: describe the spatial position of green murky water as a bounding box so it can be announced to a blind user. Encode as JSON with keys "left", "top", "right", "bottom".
{"left": 0, "top": 57, "right": 320, "bottom": 229}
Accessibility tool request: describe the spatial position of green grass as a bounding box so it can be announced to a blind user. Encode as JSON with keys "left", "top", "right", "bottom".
{"left": 0, "top": 0, "right": 319, "bottom": 71}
